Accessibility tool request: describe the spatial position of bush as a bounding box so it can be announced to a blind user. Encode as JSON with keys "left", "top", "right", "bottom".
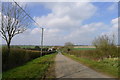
{"left": 92, "top": 34, "right": 118, "bottom": 59}
{"left": 34, "top": 46, "right": 40, "bottom": 50}
{"left": 2, "top": 47, "right": 56, "bottom": 72}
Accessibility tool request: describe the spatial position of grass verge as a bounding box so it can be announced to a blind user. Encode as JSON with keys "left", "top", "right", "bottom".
{"left": 2, "top": 53, "right": 57, "bottom": 79}
{"left": 44, "top": 54, "right": 56, "bottom": 78}
{"left": 62, "top": 53, "right": 118, "bottom": 78}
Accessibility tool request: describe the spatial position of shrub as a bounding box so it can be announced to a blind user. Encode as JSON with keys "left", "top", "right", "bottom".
{"left": 92, "top": 34, "right": 118, "bottom": 59}
{"left": 34, "top": 46, "right": 40, "bottom": 50}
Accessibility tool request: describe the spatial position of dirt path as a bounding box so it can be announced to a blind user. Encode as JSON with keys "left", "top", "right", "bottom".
{"left": 55, "top": 53, "right": 111, "bottom": 78}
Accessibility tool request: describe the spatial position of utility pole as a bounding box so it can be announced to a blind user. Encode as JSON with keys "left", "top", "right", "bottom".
{"left": 13, "top": 0, "right": 45, "bottom": 57}
{"left": 41, "top": 28, "right": 44, "bottom": 56}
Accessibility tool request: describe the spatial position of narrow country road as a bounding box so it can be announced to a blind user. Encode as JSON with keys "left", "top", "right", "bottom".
{"left": 55, "top": 52, "right": 111, "bottom": 78}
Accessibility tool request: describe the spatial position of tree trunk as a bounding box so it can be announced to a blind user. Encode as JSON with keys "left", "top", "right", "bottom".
{"left": 7, "top": 42, "right": 11, "bottom": 57}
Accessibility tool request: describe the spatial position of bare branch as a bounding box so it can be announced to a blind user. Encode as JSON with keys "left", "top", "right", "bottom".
{"left": 0, "top": 2, "right": 31, "bottom": 49}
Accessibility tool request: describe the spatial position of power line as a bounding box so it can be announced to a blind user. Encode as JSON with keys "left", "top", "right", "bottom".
{"left": 13, "top": 0, "right": 44, "bottom": 56}
{"left": 13, "top": 0, "right": 43, "bottom": 29}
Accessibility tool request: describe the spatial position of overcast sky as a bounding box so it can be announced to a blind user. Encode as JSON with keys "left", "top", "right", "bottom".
{"left": 1, "top": 2, "right": 118, "bottom": 46}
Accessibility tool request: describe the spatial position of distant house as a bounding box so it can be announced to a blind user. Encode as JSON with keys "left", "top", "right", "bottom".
{"left": 48, "top": 47, "right": 56, "bottom": 51}
{"left": 48, "top": 48, "right": 53, "bottom": 51}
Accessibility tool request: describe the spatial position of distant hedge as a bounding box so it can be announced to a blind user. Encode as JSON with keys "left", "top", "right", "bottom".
{"left": 2, "top": 47, "right": 56, "bottom": 72}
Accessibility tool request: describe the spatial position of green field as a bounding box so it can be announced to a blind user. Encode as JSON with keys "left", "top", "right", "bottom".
{"left": 2, "top": 53, "right": 56, "bottom": 79}
{"left": 73, "top": 48, "right": 96, "bottom": 50}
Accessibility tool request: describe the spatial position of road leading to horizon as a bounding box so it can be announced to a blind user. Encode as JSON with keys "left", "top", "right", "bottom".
{"left": 55, "top": 53, "right": 111, "bottom": 78}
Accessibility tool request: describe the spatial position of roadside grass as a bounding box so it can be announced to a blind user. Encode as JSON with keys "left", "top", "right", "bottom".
{"left": 2, "top": 53, "right": 57, "bottom": 79}
{"left": 45, "top": 56, "right": 56, "bottom": 78}
{"left": 63, "top": 53, "right": 118, "bottom": 78}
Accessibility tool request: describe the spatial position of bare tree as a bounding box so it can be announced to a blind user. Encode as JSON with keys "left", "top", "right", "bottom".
{"left": 0, "top": 2, "right": 31, "bottom": 55}
{"left": 92, "top": 34, "right": 116, "bottom": 49}
{"left": 64, "top": 42, "right": 74, "bottom": 54}
{"left": 92, "top": 34, "right": 117, "bottom": 59}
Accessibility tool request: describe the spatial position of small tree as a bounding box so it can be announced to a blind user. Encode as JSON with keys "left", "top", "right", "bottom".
{"left": 64, "top": 42, "right": 74, "bottom": 54}
{"left": 0, "top": 2, "right": 31, "bottom": 56}
{"left": 92, "top": 34, "right": 117, "bottom": 59}
{"left": 34, "top": 46, "right": 40, "bottom": 50}
{"left": 64, "top": 42, "right": 74, "bottom": 46}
